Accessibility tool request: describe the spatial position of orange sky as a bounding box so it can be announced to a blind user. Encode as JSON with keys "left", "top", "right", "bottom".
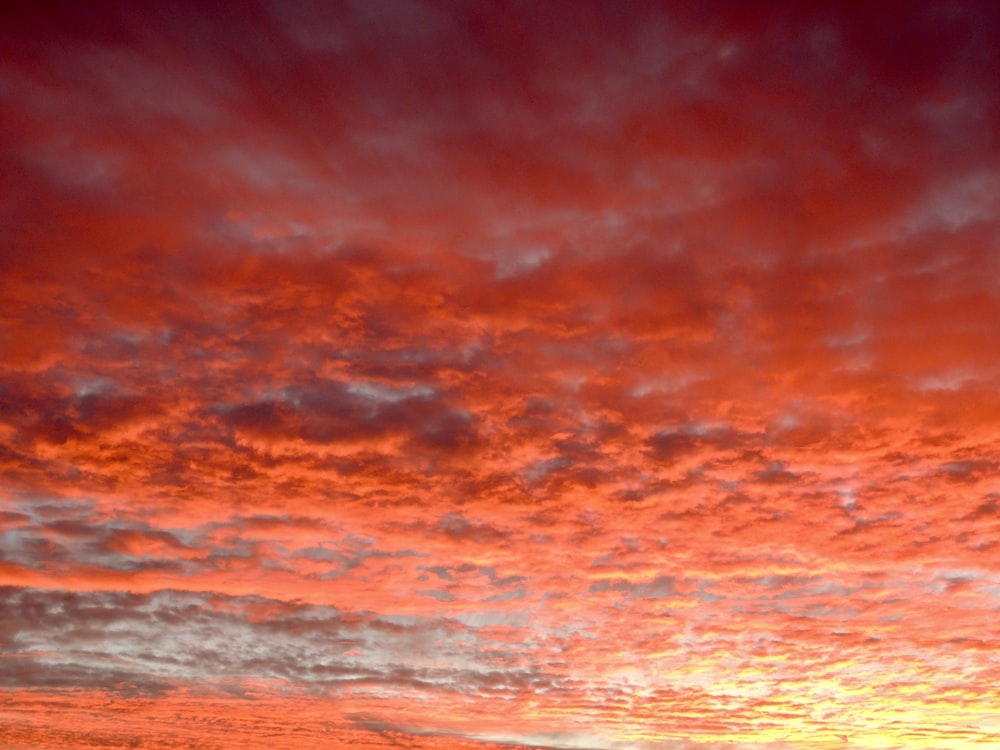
{"left": 2, "top": 1, "right": 1000, "bottom": 748}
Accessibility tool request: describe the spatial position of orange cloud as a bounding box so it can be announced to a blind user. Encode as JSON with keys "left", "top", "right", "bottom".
{"left": 3, "top": 1, "right": 1000, "bottom": 748}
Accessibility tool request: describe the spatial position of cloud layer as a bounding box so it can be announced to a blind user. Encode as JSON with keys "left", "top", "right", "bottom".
{"left": 3, "top": 1, "right": 1000, "bottom": 748}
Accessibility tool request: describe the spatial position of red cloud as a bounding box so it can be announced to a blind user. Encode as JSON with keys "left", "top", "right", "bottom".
{"left": 3, "top": 1, "right": 1000, "bottom": 748}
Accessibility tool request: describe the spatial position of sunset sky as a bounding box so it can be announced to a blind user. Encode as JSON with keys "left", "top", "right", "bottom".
{"left": 3, "top": 1, "right": 1000, "bottom": 748}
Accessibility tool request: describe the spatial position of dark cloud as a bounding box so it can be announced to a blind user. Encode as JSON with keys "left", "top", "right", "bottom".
{"left": 0, "top": 585, "right": 562, "bottom": 704}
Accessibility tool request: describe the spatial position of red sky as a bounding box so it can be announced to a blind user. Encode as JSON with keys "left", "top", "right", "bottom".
{"left": 2, "top": 1, "right": 1000, "bottom": 748}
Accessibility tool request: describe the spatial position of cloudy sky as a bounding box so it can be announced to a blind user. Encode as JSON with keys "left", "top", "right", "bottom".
{"left": 2, "top": 1, "right": 1000, "bottom": 748}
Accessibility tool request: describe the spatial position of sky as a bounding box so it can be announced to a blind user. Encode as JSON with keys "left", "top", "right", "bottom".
{"left": 2, "top": 1, "right": 1000, "bottom": 748}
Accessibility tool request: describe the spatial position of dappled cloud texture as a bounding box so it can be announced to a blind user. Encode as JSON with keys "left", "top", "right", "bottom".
{"left": 3, "top": 1, "right": 1000, "bottom": 748}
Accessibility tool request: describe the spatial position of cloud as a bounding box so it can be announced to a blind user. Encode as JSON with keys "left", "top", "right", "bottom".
{"left": 0, "top": 586, "right": 554, "bottom": 698}
{"left": 3, "top": 1, "right": 1000, "bottom": 748}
